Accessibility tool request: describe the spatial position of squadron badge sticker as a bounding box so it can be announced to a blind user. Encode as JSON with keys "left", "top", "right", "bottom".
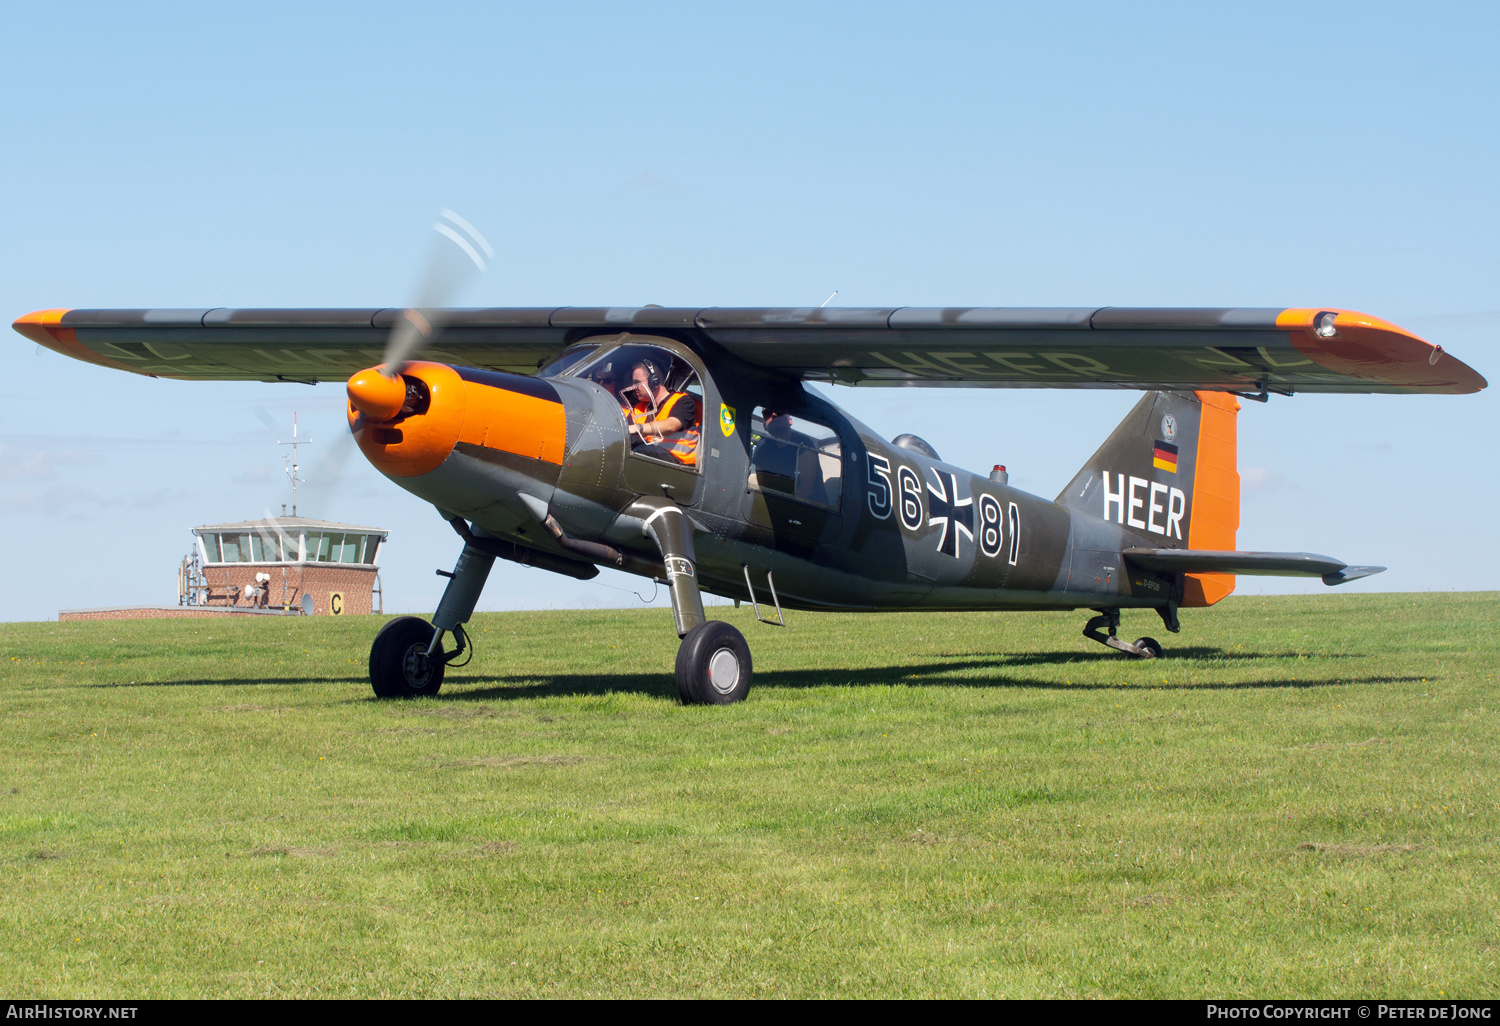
{"left": 719, "top": 403, "right": 736, "bottom": 437}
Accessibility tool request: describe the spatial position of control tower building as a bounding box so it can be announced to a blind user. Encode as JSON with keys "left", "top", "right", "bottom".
{"left": 60, "top": 413, "right": 391, "bottom": 621}
{"left": 182, "top": 517, "right": 388, "bottom": 615}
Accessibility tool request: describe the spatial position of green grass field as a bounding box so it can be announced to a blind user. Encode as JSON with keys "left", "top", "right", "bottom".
{"left": 1, "top": 592, "right": 1496, "bottom": 998}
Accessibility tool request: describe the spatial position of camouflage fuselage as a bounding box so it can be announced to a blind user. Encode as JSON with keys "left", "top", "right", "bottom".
{"left": 350, "top": 335, "right": 1187, "bottom": 615}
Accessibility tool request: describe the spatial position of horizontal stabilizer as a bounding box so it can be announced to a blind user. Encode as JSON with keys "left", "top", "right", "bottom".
{"left": 1319, "top": 565, "right": 1386, "bottom": 586}
{"left": 1122, "top": 548, "right": 1386, "bottom": 587}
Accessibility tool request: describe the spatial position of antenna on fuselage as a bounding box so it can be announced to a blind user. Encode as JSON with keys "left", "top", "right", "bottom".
{"left": 278, "top": 412, "right": 311, "bottom": 517}
{"left": 820, "top": 290, "right": 838, "bottom": 308}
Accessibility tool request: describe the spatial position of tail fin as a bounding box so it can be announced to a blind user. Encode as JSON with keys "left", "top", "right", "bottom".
{"left": 1057, "top": 390, "right": 1241, "bottom": 606}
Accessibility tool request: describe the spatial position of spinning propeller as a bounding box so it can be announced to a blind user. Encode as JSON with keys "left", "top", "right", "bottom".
{"left": 266, "top": 210, "right": 495, "bottom": 520}
{"left": 347, "top": 209, "right": 493, "bottom": 421}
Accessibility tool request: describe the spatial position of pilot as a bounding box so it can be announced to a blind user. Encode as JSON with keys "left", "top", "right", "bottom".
{"left": 624, "top": 360, "right": 699, "bottom": 465}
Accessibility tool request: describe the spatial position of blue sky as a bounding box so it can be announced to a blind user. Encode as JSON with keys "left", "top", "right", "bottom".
{"left": 1, "top": 1, "right": 1495, "bottom": 622}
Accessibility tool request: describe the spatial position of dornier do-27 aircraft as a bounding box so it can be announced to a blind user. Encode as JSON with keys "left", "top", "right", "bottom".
{"left": 13, "top": 255, "right": 1486, "bottom": 704}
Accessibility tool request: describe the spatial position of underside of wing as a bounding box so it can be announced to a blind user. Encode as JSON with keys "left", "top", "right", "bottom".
{"left": 698, "top": 306, "right": 1484, "bottom": 394}
{"left": 1122, "top": 548, "right": 1386, "bottom": 586}
{"left": 12, "top": 305, "right": 1486, "bottom": 394}
{"left": 11, "top": 308, "right": 565, "bottom": 383}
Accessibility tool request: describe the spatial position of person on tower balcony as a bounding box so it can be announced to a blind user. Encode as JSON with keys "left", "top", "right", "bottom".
{"left": 623, "top": 360, "right": 699, "bottom": 466}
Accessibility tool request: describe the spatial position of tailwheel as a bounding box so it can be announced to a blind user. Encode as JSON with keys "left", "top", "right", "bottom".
{"left": 1131, "top": 637, "right": 1162, "bottom": 660}
{"left": 1083, "top": 610, "right": 1164, "bottom": 659}
{"left": 370, "top": 615, "right": 445, "bottom": 698}
{"left": 675, "top": 621, "right": 752, "bottom": 705}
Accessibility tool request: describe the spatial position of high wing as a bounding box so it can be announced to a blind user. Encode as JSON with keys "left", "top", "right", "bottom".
{"left": 13, "top": 305, "right": 1485, "bottom": 394}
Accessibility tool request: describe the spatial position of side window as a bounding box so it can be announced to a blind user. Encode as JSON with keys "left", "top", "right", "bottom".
{"left": 748, "top": 407, "right": 842, "bottom": 508}
{"left": 575, "top": 344, "right": 703, "bottom": 470}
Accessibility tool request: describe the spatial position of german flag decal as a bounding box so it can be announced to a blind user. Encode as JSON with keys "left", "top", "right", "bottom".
{"left": 1152, "top": 439, "right": 1179, "bottom": 473}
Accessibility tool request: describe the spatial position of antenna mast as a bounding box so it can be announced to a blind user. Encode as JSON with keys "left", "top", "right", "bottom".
{"left": 278, "top": 412, "right": 311, "bottom": 517}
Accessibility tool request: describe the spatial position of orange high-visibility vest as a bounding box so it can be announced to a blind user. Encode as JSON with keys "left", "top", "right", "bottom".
{"left": 629, "top": 392, "right": 699, "bottom": 466}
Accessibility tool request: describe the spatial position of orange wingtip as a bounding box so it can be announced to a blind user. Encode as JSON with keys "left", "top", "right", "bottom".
{"left": 12, "top": 308, "right": 72, "bottom": 345}
{"left": 13, "top": 308, "right": 148, "bottom": 374}
{"left": 1277, "top": 308, "right": 1487, "bottom": 394}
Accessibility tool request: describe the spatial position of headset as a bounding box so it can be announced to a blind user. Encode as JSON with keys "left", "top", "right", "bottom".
{"left": 625, "top": 359, "right": 664, "bottom": 403}
{"left": 636, "top": 360, "right": 663, "bottom": 393}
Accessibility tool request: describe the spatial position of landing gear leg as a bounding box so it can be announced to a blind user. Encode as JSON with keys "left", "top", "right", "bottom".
{"left": 432, "top": 543, "right": 496, "bottom": 641}
{"left": 629, "top": 498, "right": 752, "bottom": 704}
{"left": 368, "top": 542, "right": 494, "bottom": 698}
{"left": 1083, "top": 608, "right": 1162, "bottom": 660}
{"left": 629, "top": 499, "right": 705, "bottom": 638}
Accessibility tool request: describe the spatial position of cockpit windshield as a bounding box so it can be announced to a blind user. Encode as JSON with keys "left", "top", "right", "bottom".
{"left": 536, "top": 344, "right": 599, "bottom": 379}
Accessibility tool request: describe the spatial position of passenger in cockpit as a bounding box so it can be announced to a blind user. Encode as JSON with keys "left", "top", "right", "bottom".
{"left": 752, "top": 411, "right": 835, "bottom": 505}
{"left": 586, "top": 362, "right": 630, "bottom": 408}
{"left": 752, "top": 411, "right": 799, "bottom": 489}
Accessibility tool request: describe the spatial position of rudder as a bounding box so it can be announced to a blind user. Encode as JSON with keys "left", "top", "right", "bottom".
{"left": 1182, "top": 391, "right": 1240, "bottom": 605}
{"left": 1056, "top": 390, "right": 1241, "bottom": 606}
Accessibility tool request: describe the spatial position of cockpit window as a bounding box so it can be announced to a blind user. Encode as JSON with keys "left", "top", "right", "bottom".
{"left": 536, "top": 344, "right": 599, "bottom": 378}
{"left": 748, "top": 406, "right": 842, "bottom": 508}
{"left": 577, "top": 344, "right": 704, "bottom": 469}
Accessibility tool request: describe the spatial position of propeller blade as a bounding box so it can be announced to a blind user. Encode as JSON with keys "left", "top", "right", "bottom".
{"left": 297, "top": 428, "right": 359, "bottom": 520}
{"left": 256, "top": 508, "right": 298, "bottom": 551}
{"left": 382, "top": 209, "right": 493, "bottom": 376}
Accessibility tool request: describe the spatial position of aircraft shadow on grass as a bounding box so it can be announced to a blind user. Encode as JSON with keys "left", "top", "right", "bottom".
{"left": 93, "top": 676, "right": 369, "bottom": 688}
{"left": 89, "top": 653, "right": 1423, "bottom": 700}
{"left": 437, "top": 657, "right": 1432, "bottom": 703}
{"left": 935, "top": 647, "right": 1358, "bottom": 665}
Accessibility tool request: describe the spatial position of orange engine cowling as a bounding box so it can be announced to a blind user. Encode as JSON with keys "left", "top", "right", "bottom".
{"left": 347, "top": 361, "right": 467, "bottom": 478}
{"left": 346, "top": 361, "right": 569, "bottom": 478}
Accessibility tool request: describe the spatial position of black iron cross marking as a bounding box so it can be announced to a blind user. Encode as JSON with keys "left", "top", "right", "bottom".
{"left": 926, "top": 470, "right": 974, "bottom": 558}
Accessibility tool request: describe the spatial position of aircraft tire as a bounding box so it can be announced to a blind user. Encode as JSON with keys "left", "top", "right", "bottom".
{"left": 675, "top": 621, "right": 752, "bottom": 705}
{"left": 369, "top": 616, "right": 445, "bottom": 698}
{"left": 1132, "top": 637, "right": 1163, "bottom": 660}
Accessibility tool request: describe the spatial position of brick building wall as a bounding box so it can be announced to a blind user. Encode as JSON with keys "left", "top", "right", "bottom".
{"left": 60, "top": 606, "right": 296, "bottom": 621}
{"left": 200, "top": 563, "right": 381, "bottom": 615}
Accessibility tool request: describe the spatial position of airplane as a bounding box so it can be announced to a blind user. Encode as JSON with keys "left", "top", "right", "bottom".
{"left": 13, "top": 299, "right": 1486, "bottom": 705}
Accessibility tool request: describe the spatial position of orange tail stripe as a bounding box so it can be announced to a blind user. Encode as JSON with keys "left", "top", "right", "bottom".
{"left": 1182, "top": 390, "right": 1240, "bottom": 607}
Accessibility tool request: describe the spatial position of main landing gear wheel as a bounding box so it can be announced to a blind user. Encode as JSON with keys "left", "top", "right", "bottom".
{"left": 676, "top": 621, "right": 752, "bottom": 705}
{"left": 370, "top": 616, "right": 445, "bottom": 698}
{"left": 1131, "top": 637, "right": 1162, "bottom": 660}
